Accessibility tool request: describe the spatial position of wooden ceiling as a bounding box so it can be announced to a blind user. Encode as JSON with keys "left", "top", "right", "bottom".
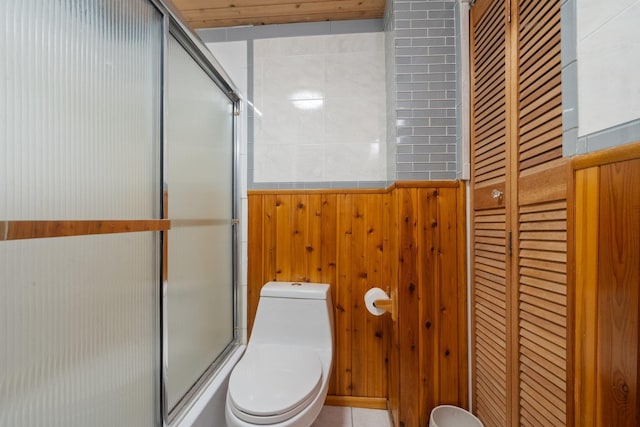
{"left": 171, "top": 0, "right": 388, "bottom": 29}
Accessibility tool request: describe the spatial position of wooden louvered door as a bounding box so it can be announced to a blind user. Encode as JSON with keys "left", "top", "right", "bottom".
{"left": 516, "top": 0, "right": 568, "bottom": 425}
{"left": 470, "top": 0, "right": 568, "bottom": 425}
{"left": 470, "top": 0, "right": 510, "bottom": 425}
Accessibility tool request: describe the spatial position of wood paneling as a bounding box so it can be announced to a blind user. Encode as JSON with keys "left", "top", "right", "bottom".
{"left": 171, "top": 0, "right": 387, "bottom": 29}
{"left": 397, "top": 187, "right": 422, "bottom": 425}
{"left": 385, "top": 189, "right": 400, "bottom": 427}
{"left": 596, "top": 160, "right": 640, "bottom": 427}
{"left": 572, "top": 149, "right": 640, "bottom": 427}
{"left": 248, "top": 183, "right": 467, "bottom": 419}
{"left": 573, "top": 167, "right": 599, "bottom": 427}
{"left": 249, "top": 191, "right": 388, "bottom": 400}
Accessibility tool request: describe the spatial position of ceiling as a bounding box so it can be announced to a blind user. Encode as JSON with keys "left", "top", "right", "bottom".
{"left": 170, "top": 0, "right": 388, "bottom": 29}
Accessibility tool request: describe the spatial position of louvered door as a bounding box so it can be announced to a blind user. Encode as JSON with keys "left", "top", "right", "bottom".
{"left": 470, "top": 0, "right": 509, "bottom": 425}
{"left": 516, "top": 0, "right": 568, "bottom": 425}
{"left": 470, "top": 0, "right": 568, "bottom": 426}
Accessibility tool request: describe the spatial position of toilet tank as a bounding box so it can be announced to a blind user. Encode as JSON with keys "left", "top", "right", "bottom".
{"left": 249, "top": 282, "right": 334, "bottom": 353}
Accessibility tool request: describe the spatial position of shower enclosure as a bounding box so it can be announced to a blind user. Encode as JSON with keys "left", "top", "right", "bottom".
{"left": 0, "top": 1, "right": 240, "bottom": 426}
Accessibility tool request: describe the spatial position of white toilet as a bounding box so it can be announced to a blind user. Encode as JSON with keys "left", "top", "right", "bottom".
{"left": 226, "top": 281, "right": 334, "bottom": 427}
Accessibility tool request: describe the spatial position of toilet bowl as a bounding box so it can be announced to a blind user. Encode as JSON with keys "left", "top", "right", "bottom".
{"left": 226, "top": 281, "right": 334, "bottom": 427}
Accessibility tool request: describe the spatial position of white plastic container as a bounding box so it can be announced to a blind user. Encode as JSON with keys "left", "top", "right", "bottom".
{"left": 429, "top": 405, "right": 484, "bottom": 427}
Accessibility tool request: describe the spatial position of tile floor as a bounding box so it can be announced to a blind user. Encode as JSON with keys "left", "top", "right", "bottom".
{"left": 311, "top": 405, "right": 392, "bottom": 427}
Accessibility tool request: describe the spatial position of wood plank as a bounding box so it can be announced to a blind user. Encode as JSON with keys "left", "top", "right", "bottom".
{"left": 596, "top": 159, "right": 640, "bottom": 427}
{"left": 307, "top": 195, "right": 323, "bottom": 282}
{"left": 175, "top": 0, "right": 380, "bottom": 9}
{"left": 419, "top": 188, "right": 438, "bottom": 421}
{"left": 350, "top": 194, "right": 368, "bottom": 397}
{"left": 519, "top": 239, "right": 566, "bottom": 252}
{"left": 291, "top": 194, "right": 308, "bottom": 282}
{"left": 262, "top": 194, "right": 278, "bottom": 279}
{"left": 457, "top": 182, "right": 469, "bottom": 409}
{"left": 275, "top": 195, "right": 292, "bottom": 281}
{"left": 395, "top": 180, "right": 461, "bottom": 189}
{"left": 320, "top": 194, "right": 338, "bottom": 395}
{"left": 572, "top": 140, "right": 640, "bottom": 170}
{"left": 324, "top": 395, "right": 388, "bottom": 410}
{"left": 179, "top": 0, "right": 384, "bottom": 20}
{"left": 519, "top": 230, "right": 567, "bottom": 242}
{"left": 398, "top": 188, "right": 421, "bottom": 426}
{"left": 182, "top": 4, "right": 385, "bottom": 28}
{"left": 572, "top": 167, "right": 599, "bottom": 427}
{"left": 520, "top": 273, "right": 566, "bottom": 294}
{"left": 336, "top": 194, "right": 353, "bottom": 396}
{"left": 438, "top": 188, "right": 462, "bottom": 406}
{"left": 248, "top": 187, "right": 391, "bottom": 196}
{"left": 3, "top": 219, "right": 170, "bottom": 240}
{"left": 474, "top": 183, "right": 506, "bottom": 211}
{"left": 384, "top": 189, "right": 400, "bottom": 427}
{"left": 365, "top": 194, "right": 386, "bottom": 397}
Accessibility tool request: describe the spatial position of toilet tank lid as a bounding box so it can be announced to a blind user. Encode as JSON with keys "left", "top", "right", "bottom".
{"left": 261, "top": 281, "right": 330, "bottom": 299}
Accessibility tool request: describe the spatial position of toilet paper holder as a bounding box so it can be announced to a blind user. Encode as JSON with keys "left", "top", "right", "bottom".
{"left": 372, "top": 288, "right": 396, "bottom": 322}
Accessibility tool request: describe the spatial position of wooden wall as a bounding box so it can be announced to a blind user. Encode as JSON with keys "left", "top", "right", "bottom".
{"left": 247, "top": 182, "right": 467, "bottom": 421}
{"left": 392, "top": 184, "right": 468, "bottom": 427}
{"left": 572, "top": 142, "right": 640, "bottom": 427}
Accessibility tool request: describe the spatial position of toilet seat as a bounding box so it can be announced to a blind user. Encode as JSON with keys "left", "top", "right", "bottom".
{"left": 228, "top": 344, "right": 323, "bottom": 425}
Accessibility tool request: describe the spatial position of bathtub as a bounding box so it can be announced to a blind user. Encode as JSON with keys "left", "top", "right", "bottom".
{"left": 173, "top": 345, "right": 246, "bottom": 427}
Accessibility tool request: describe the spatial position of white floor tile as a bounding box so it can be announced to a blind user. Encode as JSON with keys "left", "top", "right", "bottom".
{"left": 352, "top": 407, "right": 392, "bottom": 427}
{"left": 312, "top": 406, "right": 352, "bottom": 427}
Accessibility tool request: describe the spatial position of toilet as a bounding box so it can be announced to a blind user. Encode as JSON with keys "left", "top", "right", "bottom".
{"left": 226, "top": 281, "right": 334, "bottom": 427}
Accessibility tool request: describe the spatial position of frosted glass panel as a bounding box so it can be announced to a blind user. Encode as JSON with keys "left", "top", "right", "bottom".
{"left": 0, "top": 233, "right": 160, "bottom": 427}
{"left": 166, "top": 35, "right": 235, "bottom": 410}
{"left": 0, "top": 0, "right": 162, "bottom": 220}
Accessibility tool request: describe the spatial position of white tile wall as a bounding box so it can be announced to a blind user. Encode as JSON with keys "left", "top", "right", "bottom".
{"left": 253, "top": 33, "right": 387, "bottom": 183}
{"left": 577, "top": 0, "right": 640, "bottom": 136}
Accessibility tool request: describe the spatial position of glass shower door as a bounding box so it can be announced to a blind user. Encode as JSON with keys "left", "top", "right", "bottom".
{"left": 165, "top": 34, "right": 236, "bottom": 413}
{"left": 0, "top": 1, "right": 163, "bottom": 426}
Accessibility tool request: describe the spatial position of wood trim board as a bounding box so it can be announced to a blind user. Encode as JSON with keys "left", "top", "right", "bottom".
{"left": 1, "top": 220, "right": 171, "bottom": 241}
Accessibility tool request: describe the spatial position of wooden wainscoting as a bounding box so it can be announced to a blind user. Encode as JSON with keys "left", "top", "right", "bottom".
{"left": 248, "top": 188, "right": 390, "bottom": 401}
{"left": 248, "top": 181, "right": 468, "bottom": 423}
{"left": 392, "top": 183, "right": 468, "bottom": 427}
{"left": 572, "top": 142, "right": 640, "bottom": 427}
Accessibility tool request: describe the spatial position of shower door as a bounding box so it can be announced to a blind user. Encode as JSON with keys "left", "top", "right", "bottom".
{"left": 0, "top": 1, "right": 163, "bottom": 426}
{"left": 164, "top": 31, "right": 238, "bottom": 418}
